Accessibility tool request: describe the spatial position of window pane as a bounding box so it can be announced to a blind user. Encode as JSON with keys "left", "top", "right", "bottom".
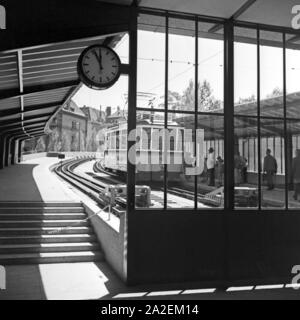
{"left": 137, "top": 14, "right": 165, "bottom": 109}
{"left": 260, "top": 119, "right": 285, "bottom": 209}
{"left": 260, "top": 31, "right": 283, "bottom": 117}
{"left": 167, "top": 113, "right": 195, "bottom": 209}
{"left": 168, "top": 18, "right": 195, "bottom": 111}
{"left": 234, "top": 116, "right": 258, "bottom": 209}
{"left": 197, "top": 114, "right": 224, "bottom": 208}
{"left": 198, "top": 22, "right": 224, "bottom": 113}
{"left": 234, "top": 27, "right": 257, "bottom": 116}
{"left": 135, "top": 111, "right": 165, "bottom": 209}
{"left": 286, "top": 34, "right": 300, "bottom": 118}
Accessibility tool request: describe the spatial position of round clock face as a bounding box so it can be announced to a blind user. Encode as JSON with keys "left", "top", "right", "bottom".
{"left": 77, "top": 45, "right": 121, "bottom": 90}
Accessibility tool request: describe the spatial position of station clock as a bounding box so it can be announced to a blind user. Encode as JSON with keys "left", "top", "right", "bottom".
{"left": 77, "top": 44, "right": 121, "bottom": 90}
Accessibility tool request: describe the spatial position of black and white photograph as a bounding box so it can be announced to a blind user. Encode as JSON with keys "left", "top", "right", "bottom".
{"left": 1, "top": 0, "right": 300, "bottom": 305}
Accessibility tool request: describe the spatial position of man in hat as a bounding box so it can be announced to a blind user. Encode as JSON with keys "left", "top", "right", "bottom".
{"left": 263, "top": 148, "right": 277, "bottom": 190}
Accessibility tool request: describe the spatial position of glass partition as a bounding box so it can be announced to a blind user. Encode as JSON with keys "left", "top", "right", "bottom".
{"left": 233, "top": 26, "right": 300, "bottom": 210}
{"left": 135, "top": 12, "right": 300, "bottom": 211}
{"left": 137, "top": 14, "right": 224, "bottom": 210}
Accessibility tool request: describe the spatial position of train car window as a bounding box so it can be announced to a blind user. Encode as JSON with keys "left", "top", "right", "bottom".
{"left": 150, "top": 128, "right": 159, "bottom": 151}
{"left": 107, "top": 133, "right": 110, "bottom": 149}
{"left": 136, "top": 127, "right": 142, "bottom": 150}
{"left": 111, "top": 132, "right": 116, "bottom": 149}
{"left": 120, "top": 130, "right": 126, "bottom": 149}
{"left": 159, "top": 135, "right": 163, "bottom": 151}
{"left": 170, "top": 136, "right": 175, "bottom": 151}
{"left": 143, "top": 128, "right": 151, "bottom": 150}
{"left": 116, "top": 131, "right": 119, "bottom": 149}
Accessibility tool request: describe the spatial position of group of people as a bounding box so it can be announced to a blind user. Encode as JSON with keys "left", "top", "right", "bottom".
{"left": 203, "top": 147, "right": 224, "bottom": 187}
{"left": 263, "top": 148, "right": 300, "bottom": 200}
{"left": 202, "top": 147, "right": 247, "bottom": 188}
{"left": 200, "top": 146, "right": 300, "bottom": 200}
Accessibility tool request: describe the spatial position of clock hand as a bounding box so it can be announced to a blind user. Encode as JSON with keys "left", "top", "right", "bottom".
{"left": 98, "top": 48, "right": 103, "bottom": 70}
{"left": 92, "top": 50, "right": 103, "bottom": 71}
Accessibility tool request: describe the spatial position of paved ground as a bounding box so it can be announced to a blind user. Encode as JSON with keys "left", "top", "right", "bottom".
{"left": 0, "top": 157, "right": 80, "bottom": 202}
{"left": 0, "top": 262, "right": 125, "bottom": 300}
{"left": 1, "top": 261, "right": 300, "bottom": 299}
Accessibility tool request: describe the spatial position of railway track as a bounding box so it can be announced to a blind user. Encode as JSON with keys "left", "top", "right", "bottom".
{"left": 94, "top": 160, "right": 221, "bottom": 207}
{"left": 93, "top": 160, "right": 126, "bottom": 183}
{"left": 166, "top": 186, "right": 222, "bottom": 207}
{"left": 53, "top": 157, "right": 126, "bottom": 216}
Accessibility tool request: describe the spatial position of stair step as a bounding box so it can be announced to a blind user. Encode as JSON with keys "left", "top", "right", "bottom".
{"left": 0, "top": 202, "right": 82, "bottom": 208}
{"left": 0, "top": 234, "right": 97, "bottom": 244}
{"left": 0, "top": 202, "right": 103, "bottom": 265}
{"left": 0, "top": 220, "right": 90, "bottom": 228}
{"left": 0, "top": 242, "right": 100, "bottom": 253}
{"left": 0, "top": 207, "right": 85, "bottom": 213}
{"left": 0, "top": 226, "right": 93, "bottom": 235}
{"left": 0, "top": 213, "right": 87, "bottom": 220}
{"left": 0, "top": 251, "right": 104, "bottom": 265}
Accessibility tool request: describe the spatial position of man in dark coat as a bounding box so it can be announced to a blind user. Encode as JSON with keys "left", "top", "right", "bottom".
{"left": 263, "top": 149, "right": 277, "bottom": 190}
{"left": 292, "top": 149, "right": 300, "bottom": 200}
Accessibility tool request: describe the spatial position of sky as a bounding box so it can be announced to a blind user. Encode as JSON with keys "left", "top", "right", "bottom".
{"left": 73, "top": 30, "right": 300, "bottom": 111}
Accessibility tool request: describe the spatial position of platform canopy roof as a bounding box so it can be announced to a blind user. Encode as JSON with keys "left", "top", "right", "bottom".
{"left": 101, "top": 0, "right": 300, "bottom": 30}
{"left": 0, "top": 34, "right": 121, "bottom": 141}
{"left": 174, "top": 91, "right": 300, "bottom": 140}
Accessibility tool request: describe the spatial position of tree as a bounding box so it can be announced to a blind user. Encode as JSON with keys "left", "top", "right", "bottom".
{"left": 198, "top": 80, "right": 222, "bottom": 111}
{"left": 181, "top": 79, "right": 222, "bottom": 112}
{"left": 238, "top": 94, "right": 256, "bottom": 104}
{"left": 267, "top": 87, "right": 283, "bottom": 98}
{"left": 168, "top": 90, "right": 182, "bottom": 110}
{"left": 181, "top": 79, "right": 195, "bottom": 111}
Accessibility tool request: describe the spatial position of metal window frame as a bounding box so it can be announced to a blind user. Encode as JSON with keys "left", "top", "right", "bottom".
{"left": 135, "top": 9, "right": 226, "bottom": 212}
{"left": 130, "top": 7, "right": 300, "bottom": 214}
{"left": 233, "top": 25, "right": 291, "bottom": 211}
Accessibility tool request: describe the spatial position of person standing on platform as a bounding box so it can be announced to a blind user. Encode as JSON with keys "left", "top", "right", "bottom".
{"left": 215, "top": 156, "right": 224, "bottom": 187}
{"left": 263, "top": 148, "right": 277, "bottom": 190}
{"left": 292, "top": 149, "right": 300, "bottom": 200}
{"left": 207, "top": 147, "right": 215, "bottom": 186}
{"left": 242, "top": 158, "right": 248, "bottom": 183}
{"left": 234, "top": 152, "right": 246, "bottom": 185}
{"left": 201, "top": 156, "right": 208, "bottom": 183}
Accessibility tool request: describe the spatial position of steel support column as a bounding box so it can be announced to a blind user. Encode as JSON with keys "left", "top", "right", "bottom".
{"left": 224, "top": 19, "right": 235, "bottom": 211}
{"left": 223, "top": 19, "right": 235, "bottom": 283}
{"left": 17, "top": 140, "right": 23, "bottom": 163}
{"left": 10, "top": 139, "right": 16, "bottom": 165}
{"left": 5, "top": 137, "right": 11, "bottom": 166}
{"left": 126, "top": 4, "right": 138, "bottom": 285}
{"left": 0, "top": 135, "right": 6, "bottom": 169}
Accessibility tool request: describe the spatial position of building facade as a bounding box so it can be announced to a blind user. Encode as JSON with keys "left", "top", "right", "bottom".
{"left": 23, "top": 101, "right": 114, "bottom": 153}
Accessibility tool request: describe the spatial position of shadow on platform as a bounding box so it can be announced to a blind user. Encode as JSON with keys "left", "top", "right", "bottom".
{"left": 0, "top": 164, "right": 43, "bottom": 202}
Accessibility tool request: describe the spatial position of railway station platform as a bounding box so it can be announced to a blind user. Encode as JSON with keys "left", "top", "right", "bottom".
{"left": 1, "top": 156, "right": 300, "bottom": 299}
{"left": 0, "top": 157, "right": 79, "bottom": 203}
{"left": 1, "top": 262, "right": 300, "bottom": 299}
